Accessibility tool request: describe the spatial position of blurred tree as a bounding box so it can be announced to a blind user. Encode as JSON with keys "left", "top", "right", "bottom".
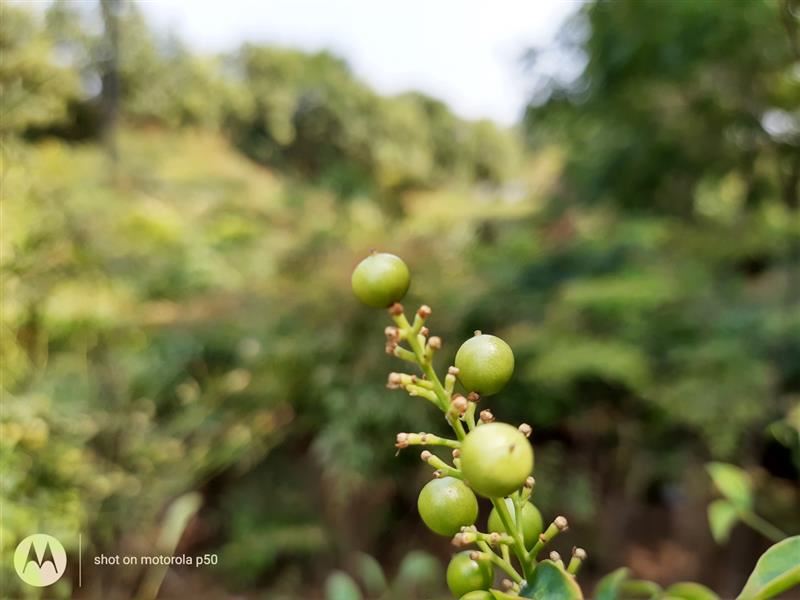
{"left": 525, "top": 0, "right": 799, "bottom": 216}
{"left": 0, "top": 4, "right": 80, "bottom": 134}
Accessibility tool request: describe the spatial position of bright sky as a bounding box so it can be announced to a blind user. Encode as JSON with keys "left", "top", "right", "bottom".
{"left": 137, "top": 0, "right": 580, "bottom": 124}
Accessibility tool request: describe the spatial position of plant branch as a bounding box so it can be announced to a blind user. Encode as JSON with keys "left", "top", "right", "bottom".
{"left": 491, "top": 497, "right": 531, "bottom": 579}
{"left": 391, "top": 308, "right": 467, "bottom": 440}
{"left": 475, "top": 543, "right": 524, "bottom": 585}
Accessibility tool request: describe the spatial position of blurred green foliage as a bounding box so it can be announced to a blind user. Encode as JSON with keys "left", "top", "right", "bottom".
{"left": 1, "top": 0, "right": 799, "bottom": 598}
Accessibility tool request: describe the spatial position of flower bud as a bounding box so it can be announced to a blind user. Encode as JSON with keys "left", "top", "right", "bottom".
{"left": 428, "top": 336, "right": 442, "bottom": 350}
{"left": 549, "top": 551, "right": 561, "bottom": 562}
{"left": 389, "top": 303, "right": 404, "bottom": 316}
{"left": 518, "top": 423, "right": 532, "bottom": 438}
{"left": 420, "top": 326, "right": 430, "bottom": 336}
{"left": 467, "top": 391, "right": 480, "bottom": 403}
{"left": 418, "top": 305, "right": 432, "bottom": 319}
{"left": 555, "top": 516, "right": 569, "bottom": 531}
{"left": 479, "top": 409, "right": 494, "bottom": 423}
{"left": 448, "top": 366, "right": 460, "bottom": 375}
{"left": 420, "top": 450, "right": 433, "bottom": 462}
{"left": 451, "top": 395, "right": 468, "bottom": 414}
{"left": 395, "top": 432, "right": 409, "bottom": 448}
{"left": 572, "top": 547, "right": 587, "bottom": 560}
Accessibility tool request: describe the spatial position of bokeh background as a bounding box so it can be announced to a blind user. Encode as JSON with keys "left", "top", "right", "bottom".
{"left": 2, "top": 0, "right": 799, "bottom": 598}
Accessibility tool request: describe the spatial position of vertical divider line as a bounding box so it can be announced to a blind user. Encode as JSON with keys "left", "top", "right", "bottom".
{"left": 79, "top": 533, "right": 82, "bottom": 588}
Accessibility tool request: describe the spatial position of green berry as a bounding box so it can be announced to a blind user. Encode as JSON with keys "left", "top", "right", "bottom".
{"left": 459, "top": 422, "right": 533, "bottom": 498}
{"left": 446, "top": 551, "right": 493, "bottom": 598}
{"left": 454, "top": 334, "right": 514, "bottom": 396}
{"left": 487, "top": 499, "right": 543, "bottom": 549}
{"left": 351, "top": 252, "right": 410, "bottom": 308}
{"left": 417, "top": 477, "right": 478, "bottom": 537}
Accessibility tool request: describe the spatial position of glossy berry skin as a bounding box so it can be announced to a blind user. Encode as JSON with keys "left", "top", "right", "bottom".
{"left": 459, "top": 592, "right": 493, "bottom": 600}
{"left": 446, "top": 551, "right": 493, "bottom": 598}
{"left": 417, "top": 477, "right": 478, "bottom": 536}
{"left": 454, "top": 334, "right": 514, "bottom": 396}
{"left": 459, "top": 422, "right": 533, "bottom": 498}
{"left": 487, "top": 499, "right": 543, "bottom": 549}
{"left": 351, "top": 252, "right": 410, "bottom": 308}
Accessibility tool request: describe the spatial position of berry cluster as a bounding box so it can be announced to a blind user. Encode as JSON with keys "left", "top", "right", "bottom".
{"left": 352, "top": 253, "right": 586, "bottom": 599}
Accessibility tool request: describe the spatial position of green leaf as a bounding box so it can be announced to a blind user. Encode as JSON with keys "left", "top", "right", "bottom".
{"left": 706, "top": 462, "right": 752, "bottom": 509}
{"left": 664, "top": 582, "right": 719, "bottom": 600}
{"left": 353, "top": 552, "right": 386, "bottom": 596}
{"left": 325, "top": 571, "right": 363, "bottom": 600}
{"left": 708, "top": 499, "right": 739, "bottom": 544}
{"left": 594, "top": 568, "right": 630, "bottom": 600}
{"left": 737, "top": 535, "right": 800, "bottom": 600}
{"left": 520, "top": 560, "right": 584, "bottom": 599}
{"left": 393, "top": 550, "right": 442, "bottom": 593}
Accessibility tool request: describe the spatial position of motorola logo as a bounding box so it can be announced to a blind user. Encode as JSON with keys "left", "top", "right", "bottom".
{"left": 14, "top": 534, "right": 67, "bottom": 587}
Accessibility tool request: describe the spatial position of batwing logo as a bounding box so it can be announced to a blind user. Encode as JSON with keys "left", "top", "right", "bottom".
{"left": 14, "top": 534, "right": 67, "bottom": 587}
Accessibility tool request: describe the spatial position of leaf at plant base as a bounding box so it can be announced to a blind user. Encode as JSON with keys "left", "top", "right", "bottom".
{"left": 353, "top": 552, "right": 387, "bottom": 596}
{"left": 594, "top": 568, "right": 630, "bottom": 600}
{"left": 664, "top": 582, "right": 719, "bottom": 600}
{"left": 707, "top": 499, "right": 739, "bottom": 544}
{"left": 737, "top": 535, "right": 800, "bottom": 600}
{"left": 519, "top": 560, "right": 584, "bottom": 599}
{"left": 325, "top": 570, "right": 363, "bottom": 600}
{"left": 706, "top": 462, "right": 752, "bottom": 509}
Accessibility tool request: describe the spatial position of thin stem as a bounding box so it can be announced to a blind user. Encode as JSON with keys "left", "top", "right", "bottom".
{"left": 739, "top": 510, "right": 788, "bottom": 543}
{"left": 404, "top": 384, "right": 440, "bottom": 406}
{"left": 476, "top": 542, "right": 523, "bottom": 585}
{"left": 398, "top": 433, "right": 460, "bottom": 449}
{"left": 425, "top": 454, "right": 462, "bottom": 479}
{"left": 491, "top": 497, "right": 530, "bottom": 579}
{"left": 465, "top": 402, "right": 477, "bottom": 430}
{"left": 512, "top": 492, "right": 524, "bottom": 538}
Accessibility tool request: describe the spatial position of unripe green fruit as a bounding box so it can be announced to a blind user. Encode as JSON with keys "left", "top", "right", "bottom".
{"left": 351, "top": 252, "right": 410, "bottom": 308}
{"left": 487, "top": 499, "right": 543, "bottom": 549}
{"left": 417, "top": 477, "right": 478, "bottom": 537}
{"left": 454, "top": 334, "right": 514, "bottom": 396}
{"left": 460, "top": 592, "right": 493, "bottom": 600}
{"left": 446, "top": 551, "right": 493, "bottom": 598}
{"left": 459, "top": 422, "right": 533, "bottom": 498}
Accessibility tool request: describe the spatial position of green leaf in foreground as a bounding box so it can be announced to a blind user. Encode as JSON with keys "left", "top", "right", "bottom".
{"left": 706, "top": 462, "right": 752, "bottom": 509}
{"left": 664, "top": 582, "right": 719, "bottom": 600}
{"left": 737, "top": 535, "right": 800, "bottom": 600}
{"left": 519, "top": 560, "right": 583, "bottom": 599}
{"left": 325, "top": 570, "right": 363, "bottom": 600}
{"left": 353, "top": 552, "right": 387, "bottom": 596}
{"left": 707, "top": 499, "right": 739, "bottom": 544}
{"left": 393, "top": 550, "right": 443, "bottom": 594}
{"left": 594, "top": 568, "right": 630, "bottom": 600}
